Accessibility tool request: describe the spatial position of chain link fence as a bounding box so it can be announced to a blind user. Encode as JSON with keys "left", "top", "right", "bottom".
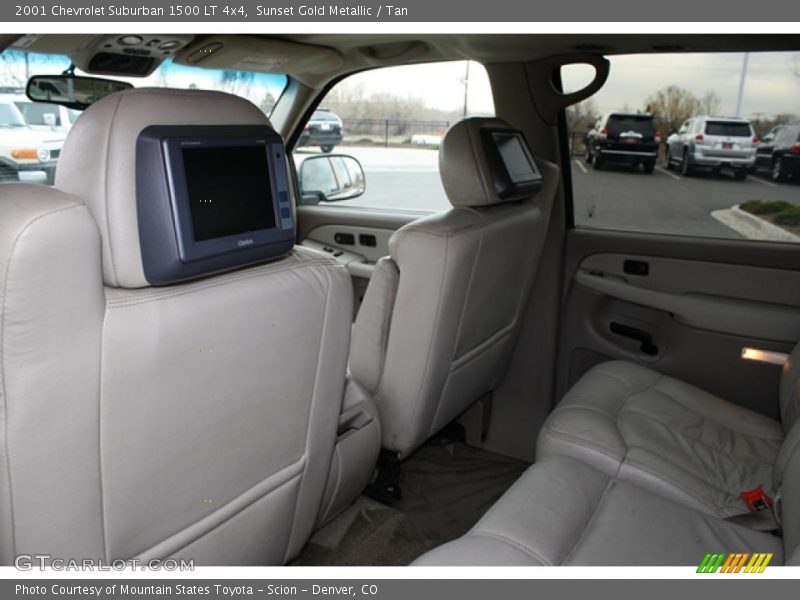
{"left": 341, "top": 118, "right": 451, "bottom": 147}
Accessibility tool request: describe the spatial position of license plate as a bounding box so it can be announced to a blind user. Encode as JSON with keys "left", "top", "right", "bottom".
{"left": 320, "top": 123, "right": 331, "bottom": 130}
{"left": 722, "top": 142, "right": 733, "bottom": 149}
{"left": 624, "top": 138, "right": 638, "bottom": 144}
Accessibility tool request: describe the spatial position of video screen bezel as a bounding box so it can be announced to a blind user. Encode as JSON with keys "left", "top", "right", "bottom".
{"left": 480, "top": 127, "right": 543, "bottom": 200}
{"left": 163, "top": 135, "right": 283, "bottom": 264}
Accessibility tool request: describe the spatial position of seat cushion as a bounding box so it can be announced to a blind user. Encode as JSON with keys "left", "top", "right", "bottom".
{"left": 537, "top": 361, "right": 784, "bottom": 517}
{"left": 412, "top": 456, "right": 784, "bottom": 566}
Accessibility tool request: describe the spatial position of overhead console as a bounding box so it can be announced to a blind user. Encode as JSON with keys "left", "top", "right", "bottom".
{"left": 70, "top": 34, "right": 194, "bottom": 76}
{"left": 136, "top": 124, "right": 295, "bottom": 285}
{"left": 175, "top": 35, "right": 344, "bottom": 77}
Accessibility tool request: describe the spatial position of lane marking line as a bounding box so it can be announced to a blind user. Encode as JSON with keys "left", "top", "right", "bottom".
{"left": 656, "top": 166, "right": 682, "bottom": 181}
{"left": 574, "top": 159, "right": 588, "bottom": 174}
{"left": 747, "top": 175, "right": 778, "bottom": 188}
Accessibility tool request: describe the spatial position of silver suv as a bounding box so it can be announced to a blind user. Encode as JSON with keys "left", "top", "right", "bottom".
{"left": 665, "top": 115, "right": 757, "bottom": 180}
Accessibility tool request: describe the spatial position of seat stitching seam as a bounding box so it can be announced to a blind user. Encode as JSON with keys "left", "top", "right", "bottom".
{"left": 621, "top": 383, "right": 785, "bottom": 441}
{"left": 467, "top": 531, "right": 552, "bottom": 565}
{"left": 106, "top": 259, "right": 340, "bottom": 308}
{"left": 541, "top": 426, "right": 625, "bottom": 461}
{"left": 284, "top": 266, "right": 335, "bottom": 562}
{"left": 560, "top": 475, "right": 616, "bottom": 564}
{"left": 0, "top": 203, "right": 86, "bottom": 562}
{"left": 399, "top": 234, "right": 450, "bottom": 451}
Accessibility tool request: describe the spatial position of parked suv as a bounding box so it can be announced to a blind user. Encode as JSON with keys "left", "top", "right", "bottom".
{"left": 755, "top": 122, "right": 800, "bottom": 182}
{"left": 298, "top": 107, "right": 343, "bottom": 153}
{"left": 585, "top": 112, "right": 659, "bottom": 173}
{"left": 15, "top": 99, "right": 81, "bottom": 134}
{"left": 665, "top": 115, "right": 757, "bottom": 180}
{"left": 0, "top": 94, "right": 64, "bottom": 184}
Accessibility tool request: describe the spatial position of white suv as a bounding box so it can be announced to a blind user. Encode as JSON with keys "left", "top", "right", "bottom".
{"left": 0, "top": 94, "right": 65, "bottom": 184}
{"left": 665, "top": 115, "right": 757, "bottom": 180}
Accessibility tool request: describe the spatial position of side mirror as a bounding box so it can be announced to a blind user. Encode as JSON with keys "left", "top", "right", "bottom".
{"left": 26, "top": 74, "right": 133, "bottom": 111}
{"left": 762, "top": 134, "right": 774, "bottom": 144}
{"left": 298, "top": 154, "right": 365, "bottom": 205}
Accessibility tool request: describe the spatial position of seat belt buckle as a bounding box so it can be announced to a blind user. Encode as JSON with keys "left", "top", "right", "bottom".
{"left": 740, "top": 485, "right": 772, "bottom": 512}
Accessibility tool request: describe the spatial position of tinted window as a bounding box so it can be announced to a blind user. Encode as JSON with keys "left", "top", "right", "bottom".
{"left": 312, "top": 110, "right": 340, "bottom": 122}
{"left": 607, "top": 115, "right": 655, "bottom": 135}
{"left": 704, "top": 121, "right": 752, "bottom": 137}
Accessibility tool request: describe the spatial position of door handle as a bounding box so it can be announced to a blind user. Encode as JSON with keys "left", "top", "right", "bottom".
{"left": 610, "top": 322, "right": 659, "bottom": 356}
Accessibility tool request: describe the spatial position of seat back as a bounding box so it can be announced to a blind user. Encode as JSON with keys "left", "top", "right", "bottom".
{"left": 780, "top": 341, "right": 800, "bottom": 432}
{"left": 350, "top": 118, "right": 559, "bottom": 458}
{"left": 776, "top": 342, "right": 800, "bottom": 563}
{"left": 0, "top": 89, "right": 352, "bottom": 565}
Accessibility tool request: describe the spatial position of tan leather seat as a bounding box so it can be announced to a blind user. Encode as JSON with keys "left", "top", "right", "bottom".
{"left": 0, "top": 88, "right": 352, "bottom": 565}
{"left": 536, "top": 345, "right": 800, "bottom": 517}
{"left": 349, "top": 117, "right": 559, "bottom": 458}
{"left": 414, "top": 344, "right": 800, "bottom": 566}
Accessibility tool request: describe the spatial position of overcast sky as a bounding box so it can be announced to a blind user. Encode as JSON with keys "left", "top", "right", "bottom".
{"left": 346, "top": 51, "right": 800, "bottom": 119}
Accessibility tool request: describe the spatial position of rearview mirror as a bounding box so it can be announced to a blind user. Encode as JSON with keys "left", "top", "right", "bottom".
{"left": 26, "top": 75, "right": 133, "bottom": 111}
{"left": 298, "top": 154, "right": 365, "bottom": 204}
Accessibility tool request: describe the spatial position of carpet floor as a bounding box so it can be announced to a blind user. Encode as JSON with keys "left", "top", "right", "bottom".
{"left": 292, "top": 442, "right": 529, "bottom": 566}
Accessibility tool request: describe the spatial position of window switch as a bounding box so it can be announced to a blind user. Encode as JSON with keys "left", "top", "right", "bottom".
{"left": 359, "top": 234, "right": 377, "bottom": 248}
{"left": 334, "top": 233, "right": 355, "bottom": 245}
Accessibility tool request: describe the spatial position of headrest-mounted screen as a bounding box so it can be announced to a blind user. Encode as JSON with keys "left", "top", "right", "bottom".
{"left": 480, "top": 128, "right": 543, "bottom": 201}
{"left": 137, "top": 125, "right": 294, "bottom": 285}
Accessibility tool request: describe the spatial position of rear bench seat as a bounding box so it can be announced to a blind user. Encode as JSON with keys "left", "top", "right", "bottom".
{"left": 413, "top": 343, "right": 800, "bottom": 565}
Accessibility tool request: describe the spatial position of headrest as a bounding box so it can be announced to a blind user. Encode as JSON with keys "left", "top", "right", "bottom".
{"left": 439, "top": 117, "right": 542, "bottom": 208}
{"left": 55, "top": 87, "right": 270, "bottom": 288}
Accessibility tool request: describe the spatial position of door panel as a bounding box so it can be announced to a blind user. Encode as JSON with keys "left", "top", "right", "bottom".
{"left": 558, "top": 229, "right": 800, "bottom": 419}
{"left": 296, "top": 205, "right": 423, "bottom": 313}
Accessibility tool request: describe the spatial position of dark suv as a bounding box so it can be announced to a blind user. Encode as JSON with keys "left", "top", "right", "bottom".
{"left": 585, "top": 112, "right": 659, "bottom": 173}
{"left": 755, "top": 123, "right": 800, "bottom": 182}
{"left": 298, "top": 108, "right": 343, "bottom": 153}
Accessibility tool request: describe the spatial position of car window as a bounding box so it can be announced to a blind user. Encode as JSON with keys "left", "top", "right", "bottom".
{"left": 704, "top": 121, "right": 752, "bottom": 137}
{"left": 565, "top": 51, "right": 800, "bottom": 244}
{"left": 607, "top": 114, "right": 655, "bottom": 136}
{"left": 0, "top": 103, "right": 26, "bottom": 127}
{"left": 294, "top": 60, "right": 495, "bottom": 212}
{"left": 15, "top": 101, "right": 61, "bottom": 126}
{"left": 0, "top": 49, "right": 288, "bottom": 186}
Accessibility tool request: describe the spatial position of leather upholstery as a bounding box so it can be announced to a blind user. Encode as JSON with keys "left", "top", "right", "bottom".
{"left": 780, "top": 342, "right": 800, "bottom": 432}
{"left": 0, "top": 89, "right": 353, "bottom": 566}
{"left": 412, "top": 456, "right": 786, "bottom": 566}
{"left": 438, "top": 117, "right": 529, "bottom": 208}
{"left": 55, "top": 87, "right": 268, "bottom": 289}
{"left": 349, "top": 118, "right": 559, "bottom": 458}
{"left": 537, "top": 360, "right": 785, "bottom": 517}
{"left": 415, "top": 348, "right": 800, "bottom": 566}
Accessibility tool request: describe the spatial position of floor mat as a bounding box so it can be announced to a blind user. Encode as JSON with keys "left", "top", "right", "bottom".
{"left": 292, "top": 443, "right": 529, "bottom": 566}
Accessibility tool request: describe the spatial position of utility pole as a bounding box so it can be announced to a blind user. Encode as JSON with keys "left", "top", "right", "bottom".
{"left": 735, "top": 52, "right": 749, "bottom": 117}
{"left": 462, "top": 61, "right": 470, "bottom": 117}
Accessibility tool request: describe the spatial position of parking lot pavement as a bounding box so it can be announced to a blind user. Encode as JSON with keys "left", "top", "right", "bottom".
{"left": 296, "top": 145, "right": 800, "bottom": 240}
{"left": 571, "top": 159, "right": 800, "bottom": 239}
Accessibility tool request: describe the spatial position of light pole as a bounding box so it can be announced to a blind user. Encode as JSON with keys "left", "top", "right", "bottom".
{"left": 735, "top": 52, "right": 749, "bottom": 117}
{"left": 462, "top": 61, "right": 470, "bottom": 117}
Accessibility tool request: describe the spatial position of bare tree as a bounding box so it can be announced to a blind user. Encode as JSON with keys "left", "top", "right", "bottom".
{"left": 698, "top": 91, "right": 722, "bottom": 116}
{"left": 0, "top": 51, "right": 60, "bottom": 89}
{"left": 565, "top": 98, "right": 598, "bottom": 133}
{"left": 646, "top": 85, "right": 700, "bottom": 135}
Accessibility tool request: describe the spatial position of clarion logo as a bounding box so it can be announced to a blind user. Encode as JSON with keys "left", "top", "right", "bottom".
{"left": 237, "top": 238, "right": 254, "bottom": 247}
